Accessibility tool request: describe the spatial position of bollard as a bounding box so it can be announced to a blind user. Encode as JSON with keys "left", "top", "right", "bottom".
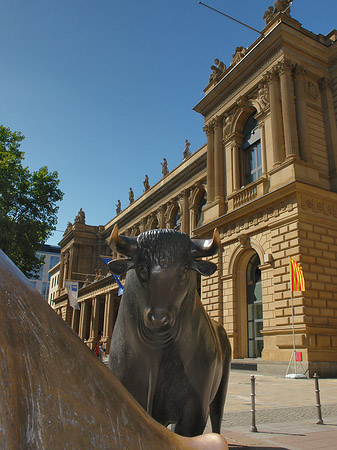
{"left": 250, "top": 375, "right": 257, "bottom": 432}
{"left": 313, "top": 373, "right": 324, "bottom": 425}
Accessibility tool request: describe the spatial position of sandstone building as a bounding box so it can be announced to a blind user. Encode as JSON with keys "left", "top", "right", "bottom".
{"left": 53, "top": 5, "right": 337, "bottom": 377}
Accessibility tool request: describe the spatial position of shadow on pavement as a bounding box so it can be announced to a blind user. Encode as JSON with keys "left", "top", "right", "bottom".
{"left": 229, "top": 445, "right": 288, "bottom": 449}
{"left": 257, "top": 431, "right": 305, "bottom": 436}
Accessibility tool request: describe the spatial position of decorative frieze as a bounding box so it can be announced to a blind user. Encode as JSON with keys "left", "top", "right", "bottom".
{"left": 300, "top": 195, "right": 337, "bottom": 217}
{"left": 222, "top": 197, "right": 295, "bottom": 238}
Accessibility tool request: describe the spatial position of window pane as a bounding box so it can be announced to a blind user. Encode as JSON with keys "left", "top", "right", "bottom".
{"left": 248, "top": 322, "right": 254, "bottom": 339}
{"left": 255, "top": 321, "right": 264, "bottom": 337}
{"left": 248, "top": 340, "right": 255, "bottom": 358}
{"left": 256, "top": 143, "right": 262, "bottom": 166}
{"left": 49, "top": 255, "right": 60, "bottom": 269}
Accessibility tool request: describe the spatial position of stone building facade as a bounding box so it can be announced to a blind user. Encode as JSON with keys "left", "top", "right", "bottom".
{"left": 53, "top": 8, "right": 337, "bottom": 377}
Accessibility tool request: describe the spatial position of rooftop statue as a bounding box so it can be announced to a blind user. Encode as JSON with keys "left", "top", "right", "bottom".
{"left": 116, "top": 199, "right": 121, "bottom": 215}
{"left": 263, "top": 0, "right": 291, "bottom": 24}
{"left": 161, "top": 158, "right": 169, "bottom": 177}
{"left": 143, "top": 174, "right": 150, "bottom": 192}
{"left": 74, "top": 207, "right": 85, "bottom": 224}
{"left": 107, "top": 226, "right": 232, "bottom": 437}
{"left": 209, "top": 58, "right": 226, "bottom": 83}
{"left": 63, "top": 221, "right": 73, "bottom": 235}
{"left": 183, "top": 139, "right": 191, "bottom": 160}
{"left": 129, "top": 187, "right": 134, "bottom": 204}
{"left": 274, "top": 0, "right": 291, "bottom": 14}
{"left": 0, "top": 249, "right": 228, "bottom": 449}
{"left": 232, "top": 46, "right": 247, "bottom": 66}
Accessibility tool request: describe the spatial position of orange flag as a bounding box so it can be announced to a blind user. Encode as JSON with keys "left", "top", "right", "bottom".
{"left": 290, "top": 258, "right": 305, "bottom": 291}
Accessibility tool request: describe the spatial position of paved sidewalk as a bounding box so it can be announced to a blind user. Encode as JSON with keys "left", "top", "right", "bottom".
{"left": 205, "top": 370, "right": 337, "bottom": 449}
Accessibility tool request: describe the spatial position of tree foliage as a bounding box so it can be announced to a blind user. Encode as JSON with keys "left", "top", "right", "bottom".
{"left": 0, "top": 125, "right": 64, "bottom": 277}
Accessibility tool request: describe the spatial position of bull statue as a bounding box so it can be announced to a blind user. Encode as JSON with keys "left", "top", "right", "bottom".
{"left": 107, "top": 226, "right": 232, "bottom": 437}
{"left": 0, "top": 248, "right": 229, "bottom": 449}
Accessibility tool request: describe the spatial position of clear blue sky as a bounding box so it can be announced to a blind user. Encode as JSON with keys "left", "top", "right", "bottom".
{"left": 1, "top": 0, "right": 336, "bottom": 245}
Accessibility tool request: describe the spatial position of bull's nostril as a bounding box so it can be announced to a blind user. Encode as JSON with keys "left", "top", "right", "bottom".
{"left": 148, "top": 312, "right": 169, "bottom": 329}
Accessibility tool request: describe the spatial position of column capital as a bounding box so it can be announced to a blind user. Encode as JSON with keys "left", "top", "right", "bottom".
{"left": 178, "top": 189, "right": 189, "bottom": 203}
{"left": 264, "top": 67, "right": 279, "bottom": 84}
{"left": 277, "top": 58, "right": 293, "bottom": 76}
{"left": 203, "top": 123, "right": 212, "bottom": 135}
{"left": 293, "top": 64, "right": 306, "bottom": 79}
{"left": 213, "top": 115, "right": 223, "bottom": 129}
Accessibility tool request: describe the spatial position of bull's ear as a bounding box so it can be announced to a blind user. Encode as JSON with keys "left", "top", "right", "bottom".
{"left": 108, "top": 258, "right": 134, "bottom": 275}
{"left": 191, "top": 260, "right": 217, "bottom": 276}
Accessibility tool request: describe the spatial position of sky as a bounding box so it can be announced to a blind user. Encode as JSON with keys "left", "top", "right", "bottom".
{"left": 1, "top": 0, "right": 336, "bottom": 246}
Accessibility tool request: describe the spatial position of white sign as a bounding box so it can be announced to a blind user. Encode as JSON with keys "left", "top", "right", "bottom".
{"left": 65, "top": 281, "right": 80, "bottom": 310}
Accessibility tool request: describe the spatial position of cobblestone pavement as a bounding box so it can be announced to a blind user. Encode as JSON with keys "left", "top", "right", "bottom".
{"left": 204, "top": 370, "right": 337, "bottom": 449}
{"left": 222, "top": 404, "right": 337, "bottom": 427}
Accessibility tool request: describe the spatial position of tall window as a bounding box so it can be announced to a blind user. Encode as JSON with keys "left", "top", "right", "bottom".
{"left": 246, "top": 254, "right": 263, "bottom": 358}
{"left": 242, "top": 114, "right": 262, "bottom": 185}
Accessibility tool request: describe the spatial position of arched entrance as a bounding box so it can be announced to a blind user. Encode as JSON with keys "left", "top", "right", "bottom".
{"left": 233, "top": 248, "right": 264, "bottom": 359}
{"left": 246, "top": 253, "right": 263, "bottom": 358}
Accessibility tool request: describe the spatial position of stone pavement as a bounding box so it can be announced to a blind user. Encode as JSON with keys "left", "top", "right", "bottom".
{"left": 204, "top": 370, "right": 337, "bottom": 450}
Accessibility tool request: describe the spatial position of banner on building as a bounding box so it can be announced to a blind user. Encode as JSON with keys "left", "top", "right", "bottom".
{"left": 289, "top": 258, "right": 305, "bottom": 292}
{"left": 65, "top": 281, "right": 80, "bottom": 310}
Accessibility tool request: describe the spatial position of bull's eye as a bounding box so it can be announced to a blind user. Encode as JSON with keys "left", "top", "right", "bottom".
{"left": 138, "top": 265, "right": 148, "bottom": 281}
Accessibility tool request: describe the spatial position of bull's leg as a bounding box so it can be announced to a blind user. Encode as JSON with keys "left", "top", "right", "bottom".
{"left": 209, "top": 371, "right": 228, "bottom": 433}
{"left": 210, "top": 353, "right": 231, "bottom": 433}
{"left": 174, "top": 399, "right": 207, "bottom": 437}
{"left": 210, "top": 321, "right": 232, "bottom": 434}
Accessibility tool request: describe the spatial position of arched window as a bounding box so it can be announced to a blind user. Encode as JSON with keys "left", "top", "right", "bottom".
{"left": 242, "top": 114, "right": 262, "bottom": 185}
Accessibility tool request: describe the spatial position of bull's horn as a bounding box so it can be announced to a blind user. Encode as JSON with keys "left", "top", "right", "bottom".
{"left": 191, "top": 228, "right": 221, "bottom": 258}
{"left": 107, "top": 224, "right": 137, "bottom": 257}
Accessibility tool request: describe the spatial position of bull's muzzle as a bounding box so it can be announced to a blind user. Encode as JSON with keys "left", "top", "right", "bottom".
{"left": 145, "top": 308, "right": 171, "bottom": 330}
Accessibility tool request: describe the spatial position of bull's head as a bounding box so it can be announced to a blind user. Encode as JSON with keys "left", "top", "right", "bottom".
{"left": 107, "top": 226, "right": 220, "bottom": 334}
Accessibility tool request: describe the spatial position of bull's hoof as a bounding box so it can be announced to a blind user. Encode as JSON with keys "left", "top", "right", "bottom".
{"left": 178, "top": 433, "right": 229, "bottom": 450}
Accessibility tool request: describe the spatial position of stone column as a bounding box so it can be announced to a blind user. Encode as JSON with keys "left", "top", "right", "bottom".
{"left": 267, "top": 69, "right": 284, "bottom": 165}
{"left": 294, "top": 66, "right": 312, "bottom": 162}
{"left": 71, "top": 308, "right": 80, "bottom": 334}
{"left": 319, "top": 78, "right": 337, "bottom": 189}
{"left": 62, "top": 251, "right": 69, "bottom": 288}
{"left": 178, "top": 190, "right": 189, "bottom": 234}
{"left": 214, "top": 116, "right": 225, "bottom": 200}
{"left": 259, "top": 121, "right": 267, "bottom": 175}
{"left": 232, "top": 141, "right": 240, "bottom": 191}
{"left": 278, "top": 59, "right": 299, "bottom": 158}
{"left": 78, "top": 301, "right": 87, "bottom": 340}
{"left": 58, "top": 253, "right": 65, "bottom": 294}
{"left": 90, "top": 297, "right": 99, "bottom": 340}
{"left": 103, "top": 291, "right": 114, "bottom": 349}
{"left": 156, "top": 205, "right": 166, "bottom": 229}
{"left": 204, "top": 123, "right": 215, "bottom": 203}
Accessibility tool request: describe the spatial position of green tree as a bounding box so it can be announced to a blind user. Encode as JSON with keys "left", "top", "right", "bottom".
{"left": 0, "top": 125, "right": 64, "bottom": 277}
